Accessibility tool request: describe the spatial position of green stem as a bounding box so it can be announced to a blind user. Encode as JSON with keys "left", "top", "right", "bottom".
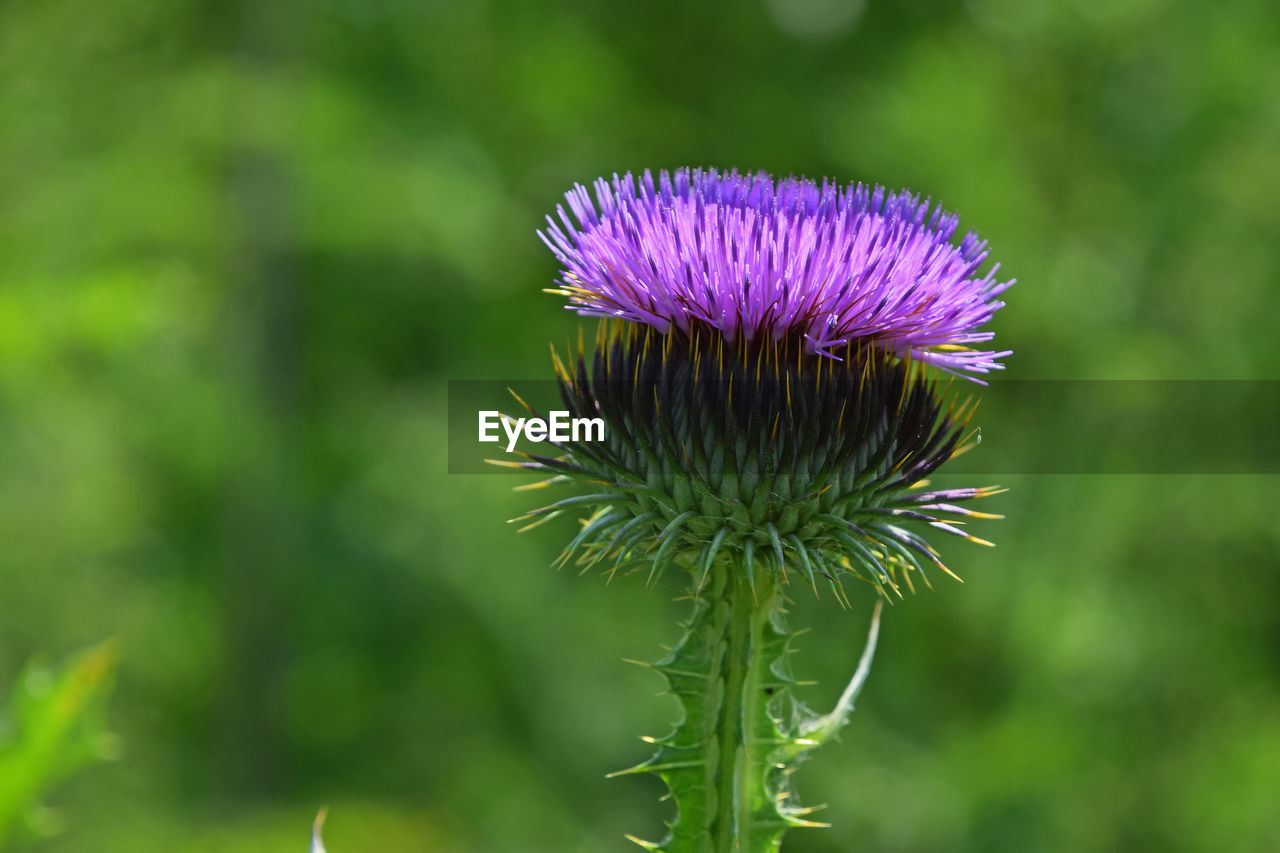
{"left": 621, "top": 561, "right": 883, "bottom": 852}
{"left": 621, "top": 564, "right": 791, "bottom": 852}
{"left": 714, "top": 567, "right": 772, "bottom": 853}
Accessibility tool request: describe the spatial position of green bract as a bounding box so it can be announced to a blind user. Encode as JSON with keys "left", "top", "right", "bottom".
{"left": 513, "top": 321, "right": 999, "bottom": 601}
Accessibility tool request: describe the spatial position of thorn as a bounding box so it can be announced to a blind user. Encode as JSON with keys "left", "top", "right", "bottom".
{"left": 506, "top": 387, "right": 536, "bottom": 416}
{"left": 486, "top": 457, "right": 533, "bottom": 469}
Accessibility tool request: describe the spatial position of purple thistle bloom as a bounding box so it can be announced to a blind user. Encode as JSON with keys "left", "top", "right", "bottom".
{"left": 540, "top": 168, "right": 1012, "bottom": 378}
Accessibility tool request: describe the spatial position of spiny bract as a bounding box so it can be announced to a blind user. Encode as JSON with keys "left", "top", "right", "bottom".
{"left": 506, "top": 320, "right": 1002, "bottom": 599}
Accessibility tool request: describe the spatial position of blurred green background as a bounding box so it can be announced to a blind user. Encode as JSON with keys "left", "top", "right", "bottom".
{"left": 2, "top": 0, "right": 1278, "bottom": 850}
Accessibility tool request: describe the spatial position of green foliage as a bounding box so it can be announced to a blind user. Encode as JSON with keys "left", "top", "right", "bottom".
{"left": 0, "top": 643, "right": 119, "bottom": 848}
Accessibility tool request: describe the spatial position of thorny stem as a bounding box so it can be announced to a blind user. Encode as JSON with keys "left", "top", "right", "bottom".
{"left": 623, "top": 561, "right": 883, "bottom": 852}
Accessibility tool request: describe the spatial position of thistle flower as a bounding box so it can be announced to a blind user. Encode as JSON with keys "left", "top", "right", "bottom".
{"left": 503, "top": 168, "right": 1011, "bottom": 851}
{"left": 540, "top": 168, "right": 1011, "bottom": 377}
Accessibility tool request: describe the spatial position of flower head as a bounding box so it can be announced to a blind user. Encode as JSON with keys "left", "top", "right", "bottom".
{"left": 509, "top": 168, "right": 1010, "bottom": 598}
{"left": 541, "top": 168, "right": 1012, "bottom": 378}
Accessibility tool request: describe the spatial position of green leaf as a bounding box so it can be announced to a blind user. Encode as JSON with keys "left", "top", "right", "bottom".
{"left": 0, "top": 640, "right": 121, "bottom": 849}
